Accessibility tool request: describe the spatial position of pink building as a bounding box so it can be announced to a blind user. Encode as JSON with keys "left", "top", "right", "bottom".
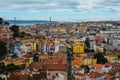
{"left": 0, "top": 29, "right": 13, "bottom": 39}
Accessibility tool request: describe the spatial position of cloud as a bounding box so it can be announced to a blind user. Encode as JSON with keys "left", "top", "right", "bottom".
{"left": 0, "top": 0, "right": 120, "bottom": 13}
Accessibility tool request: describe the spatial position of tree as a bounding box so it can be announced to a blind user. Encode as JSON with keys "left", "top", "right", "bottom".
{"left": 6, "top": 63, "right": 19, "bottom": 72}
{"left": 0, "top": 77, "right": 3, "bottom": 80}
{"left": 81, "top": 65, "right": 90, "bottom": 74}
{"left": 94, "top": 52, "right": 104, "bottom": 59}
{"left": 19, "top": 31, "right": 31, "bottom": 38}
{"left": 10, "top": 25, "right": 19, "bottom": 38}
{"left": 84, "top": 49, "right": 95, "bottom": 53}
{"left": 118, "top": 55, "right": 120, "bottom": 58}
{"left": 11, "top": 53, "right": 18, "bottom": 58}
{"left": 0, "top": 41, "right": 7, "bottom": 57}
{"left": 84, "top": 37, "right": 90, "bottom": 49}
{"left": 19, "top": 31, "right": 26, "bottom": 37}
{"left": 33, "top": 52, "right": 39, "bottom": 62}
{"left": 94, "top": 52, "right": 108, "bottom": 64}
{"left": 0, "top": 62, "right": 6, "bottom": 73}
{"left": 4, "top": 21, "right": 9, "bottom": 25}
{"left": 0, "top": 18, "right": 9, "bottom": 26}
{"left": 0, "top": 18, "right": 3, "bottom": 24}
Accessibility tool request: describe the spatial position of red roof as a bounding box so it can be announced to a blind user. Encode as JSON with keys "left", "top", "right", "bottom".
{"left": 89, "top": 72, "right": 100, "bottom": 78}
{"left": 0, "top": 29, "right": 3, "bottom": 32}
{"left": 30, "top": 62, "right": 44, "bottom": 68}
{"left": 44, "top": 64, "right": 66, "bottom": 71}
{"left": 22, "top": 54, "right": 32, "bottom": 58}
{"left": 75, "top": 68, "right": 83, "bottom": 71}
{"left": 90, "top": 64, "right": 104, "bottom": 69}
{"left": 74, "top": 73, "right": 86, "bottom": 77}
{"left": 105, "top": 63, "right": 113, "bottom": 67}
{"left": 72, "top": 59, "right": 83, "bottom": 66}
{"left": 43, "top": 59, "right": 64, "bottom": 64}
{"left": 104, "top": 74, "right": 112, "bottom": 79}
{"left": 54, "top": 52, "right": 66, "bottom": 56}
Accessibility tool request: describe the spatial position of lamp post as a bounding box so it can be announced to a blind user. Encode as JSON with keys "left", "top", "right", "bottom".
{"left": 67, "top": 47, "right": 73, "bottom": 80}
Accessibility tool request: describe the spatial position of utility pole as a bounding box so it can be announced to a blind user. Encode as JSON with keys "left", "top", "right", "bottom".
{"left": 67, "top": 47, "right": 73, "bottom": 80}
{"left": 14, "top": 17, "right": 16, "bottom": 25}
{"left": 50, "top": 17, "right": 51, "bottom": 22}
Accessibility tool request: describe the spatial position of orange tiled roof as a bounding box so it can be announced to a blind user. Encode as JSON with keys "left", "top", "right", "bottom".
{"left": 104, "top": 74, "right": 112, "bottom": 79}
{"left": 89, "top": 71, "right": 100, "bottom": 78}
{"left": 75, "top": 68, "right": 83, "bottom": 71}
{"left": 54, "top": 52, "right": 66, "bottom": 56}
{"left": 74, "top": 73, "right": 86, "bottom": 77}
{"left": 66, "top": 38, "right": 76, "bottom": 43}
{"left": 19, "top": 38, "right": 34, "bottom": 41}
{"left": 12, "top": 71, "right": 20, "bottom": 76}
{"left": 60, "top": 46, "right": 66, "bottom": 48}
{"left": 30, "top": 62, "right": 44, "bottom": 68}
{"left": 108, "top": 54, "right": 116, "bottom": 57}
{"left": 105, "top": 63, "right": 113, "bottom": 67}
{"left": 72, "top": 59, "right": 83, "bottom": 66}
{"left": 44, "top": 64, "right": 66, "bottom": 70}
{"left": 61, "top": 59, "right": 67, "bottom": 64}
{"left": 20, "top": 75, "right": 29, "bottom": 80}
{"left": 39, "top": 54, "right": 49, "bottom": 56}
{"left": 22, "top": 54, "right": 32, "bottom": 58}
{"left": 0, "top": 29, "right": 3, "bottom": 32}
{"left": 116, "top": 76, "right": 120, "bottom": 80}
{"left": 44, "top": 59, "right": 64, "bottom": 64}
{"left": 90, "top": 64, "right": 104, "bottom": 69}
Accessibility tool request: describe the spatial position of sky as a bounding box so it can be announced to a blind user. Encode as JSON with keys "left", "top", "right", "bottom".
{"left": 0, "top": 0, "right": 120, "bottom": 22}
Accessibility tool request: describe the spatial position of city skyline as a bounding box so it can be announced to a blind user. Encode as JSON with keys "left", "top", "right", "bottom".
{"left": 0, "top": 0, "right": 120, "bottom": 22}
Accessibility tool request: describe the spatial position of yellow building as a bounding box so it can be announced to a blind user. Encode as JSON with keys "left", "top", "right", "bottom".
{"left": 39, "top": 54, "right": 50, "bottom": 60}
{"left": 50, "top": 27, "right": 66, "bottom": 34}
{"left": 22, "top": 54, "right": 34, "bottom": 67}
{"left": 84, "top": 58, "right": 92, "bottom": 65}
{"left": 104, "top": 56, "right": 110, "bottom": 62}
{"left": 92, "top": 59, "right": 97, "bottom": 64}
{"left": 4, "top": 57, "right": 33, "bottom": 67}
{"left": 59, "top": 27, "right": 66, "bottom": 34}
{"left": 51, "top": 28, "right": 58, "bottom": 33}
{"left": 105, "top": 54, "right": 117, "bottom": 63}
{"left": 73, "top": 42, "right": 84, "bottom": 53}
{"left": 32, "top": 41, "right": 37, "bottom": 51}
{"left": 4, "top": 58, "right": 26, "bottom": 66}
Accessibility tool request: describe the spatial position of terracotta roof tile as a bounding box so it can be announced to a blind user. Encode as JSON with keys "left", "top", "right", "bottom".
{"left": 74, "top": 73, "right": 86, "bottom": 77}
{"left": 89, "top": 72, "right": 100, "bottom": 78}
{"left": 104, "top": 74, "right": 112, "bottom": 79}
{"left": 30, "top": 62, "right": 44, "bottom": 68}
{"left": 75, "top": 68, "right": 83, "bottom": 71}
{"left": 72, "top": 59, "right": 84, "bottom": 66}
{"left": 54, "top": 52, "right": 66, "bottom": 56}
{"left": 43, "top": 59, "right": 63, "bottom": 64}
{"left": 22, "top": 54, "right": 32, "bottom": 58}
{"left": 105, "top": 63, "right": 113, "bottom": 67}
{"left": 44, "top": 64, "right": 66, "bottom": 70}
{"left": 89, "top": 64, "right": 104, "bottom": 69}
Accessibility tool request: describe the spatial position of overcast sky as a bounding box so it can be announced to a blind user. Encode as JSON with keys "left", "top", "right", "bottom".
{"left": 0, "top": 0, "right": 120, "bottom": 21}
